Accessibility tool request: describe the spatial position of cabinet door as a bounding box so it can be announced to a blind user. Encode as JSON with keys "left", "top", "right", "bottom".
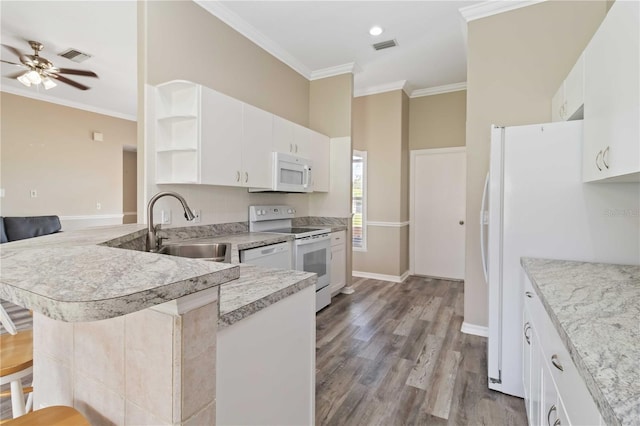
{"left": 200, "top": 87, "right": 243, "bottom": 186}
{"left": 522, "top": 307, "right": 533, "bottom": 418}
{"left": 272, "top": 115, "right": 295, "bottom": 154}
{"left": 583, "top": 0, "right": 640, "bottom": 181}
{"left": 541, "top": 362, "right": 560, "bottom": 426}
{"left": 292, "top": 123, "right": 312, "bottom": 158}
{"left": 311, "top": 131, "right": 330, "bottom": 192}
{"left": 551, "top": 84, "right": 564, "bottom": 122}
{"left": 329, "top": 231, "right": 346, "bottom": 295}
{"left": 564, "top": 53, "right": 584, "bottom": 120}
{"left": 242, "top": 104, "right": 273, "bottom": 188}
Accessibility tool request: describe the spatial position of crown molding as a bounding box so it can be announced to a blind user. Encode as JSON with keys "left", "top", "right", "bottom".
{"left": 410, "top": 82, "right": 467, "bottom": 98}
{"left": 310, "top": 62, "right": 358, "bottom": 81}
{"left": 354, "top": 80, "right": 409, "bottom": 98}
{"left": 0, "top": 86, "right": 136, "bottom": 121}
{"left": 459, "top": 0, "right": 546, "bottom": 22}
{"left": 195, "top": 0, "right": 312, "bottom": 79}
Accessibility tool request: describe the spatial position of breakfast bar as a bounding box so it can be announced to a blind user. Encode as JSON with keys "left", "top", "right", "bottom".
{"left": 0, "top": 224, "right": 316, "bottom": 425}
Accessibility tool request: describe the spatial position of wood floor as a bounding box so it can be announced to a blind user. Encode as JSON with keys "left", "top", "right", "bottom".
{"left": 315, "top": 276, "right": 527, "bottom": 426}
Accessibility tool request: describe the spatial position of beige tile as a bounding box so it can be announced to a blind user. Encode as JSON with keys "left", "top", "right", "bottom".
{"left": 124, "top": 308, "right": 175, "bottom": 424}
{"left": 32, "top": 353, "right": 73, "bottom": 409}
{"left": 181, "top": 302, "right": 218, "bottom": 419}
{"left": 74, "top": 316, "right": 125, "bottom": 393}
{"left": 125, "top": 401, "right": 168, "bottom": 426}
{"left": 184, "top": 400, "right": 216, "bottom": 426}
{"left": 33, "top": 313, "right": 73, "bottom": 363}
{"left": 74, "top": 373, "right": 125, "bottom": 426}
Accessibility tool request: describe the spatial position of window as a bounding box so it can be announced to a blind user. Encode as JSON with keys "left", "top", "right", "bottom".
{"left": 352, "top": 150, "right": 367, "bottom": 251}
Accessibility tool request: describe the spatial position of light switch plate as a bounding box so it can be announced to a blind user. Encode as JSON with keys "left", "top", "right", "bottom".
{"left": 161, "top": 210, "right": 171, "bottom": 224}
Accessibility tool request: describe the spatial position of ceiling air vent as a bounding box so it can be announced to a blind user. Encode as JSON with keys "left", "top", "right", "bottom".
{"left": 59, "top": 48, "right": 92, "bottom": 63}
{"left": 372, "top": 39, "right": 397, "bottom": 51}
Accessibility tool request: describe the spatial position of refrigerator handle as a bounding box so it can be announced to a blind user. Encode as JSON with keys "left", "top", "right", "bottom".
{"left": 480, "top": 172, "right": 489, "bottom": 283}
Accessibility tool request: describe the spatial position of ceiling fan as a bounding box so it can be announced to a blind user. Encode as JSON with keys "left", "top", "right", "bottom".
{"left": 1, "top": 40, "right": 98, "bottom": 91}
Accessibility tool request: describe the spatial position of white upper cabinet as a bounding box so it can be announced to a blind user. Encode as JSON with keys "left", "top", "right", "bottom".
{"left": 273, "top": 116, "right": 311, "bottom": 158}
{"left": 583, "top": 0, "right": 639, "bottom": 182}
{"left": 200, "top": 87, "right": 243, "bottom": 186}
{"left": 242, "top": 104, "right": 273, "bottom": 189}
{"left": 155, "top": 80, "right": 330, "bottom": 190}
{"left": 310, "top": 131, "right": 330, "bottom": 192}
{"left": 551, "top": 53, "right": 585, "bottom": 122}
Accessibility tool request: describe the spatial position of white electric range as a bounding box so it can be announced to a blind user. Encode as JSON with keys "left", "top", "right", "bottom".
{"left": 249, "top": 205, "right": 332, "bottom": 312}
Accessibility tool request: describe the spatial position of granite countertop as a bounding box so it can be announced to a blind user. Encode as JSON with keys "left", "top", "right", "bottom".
{"left": 521, "top": 258, "right": 640, "bottom": 426}
{"left": 0, "top": 225, "right": 239, "bottom": 322}
{"left": 218, "top": 264, "right": 316, "bottom": 328}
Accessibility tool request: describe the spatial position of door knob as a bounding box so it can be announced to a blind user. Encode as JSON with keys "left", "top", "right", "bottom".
{"left": 459, "top": 220, "right": 465, "bottom": 225}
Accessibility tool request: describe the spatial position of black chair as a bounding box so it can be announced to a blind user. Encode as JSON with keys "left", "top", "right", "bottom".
{"left": 0, "top": 216, "right": 61, "bottom": 243}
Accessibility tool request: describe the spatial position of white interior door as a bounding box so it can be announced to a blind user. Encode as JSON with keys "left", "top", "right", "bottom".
{"left": 411, "top": 148, "right": 466, "bottom": 280}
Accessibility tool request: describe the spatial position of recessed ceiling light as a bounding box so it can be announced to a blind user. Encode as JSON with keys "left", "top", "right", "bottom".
{"left": 369, "top": 26, "right": 384, "bottom": 36}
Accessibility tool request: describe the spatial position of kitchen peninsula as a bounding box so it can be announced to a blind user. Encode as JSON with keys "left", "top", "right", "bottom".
{"left": 0, "top": 224, "right": 317, "bottom": 425}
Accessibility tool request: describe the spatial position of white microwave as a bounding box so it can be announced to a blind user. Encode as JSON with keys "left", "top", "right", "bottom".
{"left": 250, "top": 152, "right": 313, "bottom": 193}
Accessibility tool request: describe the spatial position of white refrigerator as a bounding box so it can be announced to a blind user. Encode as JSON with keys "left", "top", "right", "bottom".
{"left": 481, "top": 120, "right": 640, "bottom": 398}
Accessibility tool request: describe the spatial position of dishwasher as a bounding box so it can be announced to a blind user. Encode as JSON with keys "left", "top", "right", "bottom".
{"left": 239, "top": 241, "right": 292, "bottom": 270}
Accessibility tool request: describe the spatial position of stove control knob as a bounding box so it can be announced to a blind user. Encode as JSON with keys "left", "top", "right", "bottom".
{"left": 262, "top": 209, "right": 267, "bottom": 215}
{"left": 287, "top": 209, "right": 293, "bottom": 214}
{"left": 256, "top": 210, "right": 262, "bottom": 216}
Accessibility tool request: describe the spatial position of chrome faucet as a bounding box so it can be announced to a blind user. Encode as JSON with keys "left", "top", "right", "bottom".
{"left": 147, "top": 191, "right": 196, "bottom": 252}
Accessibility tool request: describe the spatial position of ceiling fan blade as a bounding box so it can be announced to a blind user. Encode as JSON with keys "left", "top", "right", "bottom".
{"left": 56, "top": 68, "right": 98, "bottom": 78}
{"left": 6, "top": 71, "right": 25, "bottom": 79}
{"left": 49, "top": 73, "right": 90, "bottom": 91}
{"left": 0, "top": 59, "right": 26, "bottom": 68}
{"left": 1, "top": 44, "right": 25, "bottom": 60}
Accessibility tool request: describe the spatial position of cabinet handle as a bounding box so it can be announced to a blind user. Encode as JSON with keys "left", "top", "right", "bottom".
{"left": 245, "top": 172, "right": 249, "bottom": 183}
{"left": 525, "top": 291, "right": 534, "bottom": 298}
{"left": 560, "top": 103, "right": 566, "bottom": 119}
{"left": 294, "top": 144, "right": 298, "bottom": 153}
{"left": 595, "top": 151, "right": 603, "bottom": 171}
{"left": 551, "top": 354, "right": 564, "bottom": 371}
{"left": 554, "top": 419, "right": 561, "bottom": 426}
{"left": 236, "top": 171, "right": 240, "bottom": 182}
{"left": 523, "top": 322, "right": 532, "bottom": 345}
{"left": 547, "top": 404, "right": 557, "bottom": 426}
{"left": 602, "top": 146, "right": 610, "bottom": 169}
{"left": 290, "top": 143, "right": 293, "bottom": 153}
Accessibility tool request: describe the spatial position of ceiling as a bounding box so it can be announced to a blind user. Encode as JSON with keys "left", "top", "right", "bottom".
{"left": 205, "top": 1, "right": 482, "bottom": 96}
{"left": 0, "top": 1, "right": 493, "bottom": 120}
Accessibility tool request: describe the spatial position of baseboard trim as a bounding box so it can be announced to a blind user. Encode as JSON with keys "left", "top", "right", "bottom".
{"left": 352, "top": 270, "right": 410, "bottom": 283}
{"left": 59, "top": 214, "right": 124, "bottom": 231}
{"left": 460, "top": 322, "right": 489, "bottom": 337}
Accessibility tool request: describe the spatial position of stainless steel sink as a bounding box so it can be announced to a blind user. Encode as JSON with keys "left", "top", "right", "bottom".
{"left": 158, "top": 242, "right": 232, "bottom": 263}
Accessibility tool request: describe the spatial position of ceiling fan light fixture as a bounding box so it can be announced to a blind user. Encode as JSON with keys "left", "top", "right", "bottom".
{"left": 42, "top": 76, "right": 57, "bottom": 90}
{"left": 369, "top": 26, "right": 384, "bottom": 36}
{"left": 25, "top": 70, "right": 42, "bottom": 85}
{"left": 17, "top": 73, "right": 31, "bottom": 87}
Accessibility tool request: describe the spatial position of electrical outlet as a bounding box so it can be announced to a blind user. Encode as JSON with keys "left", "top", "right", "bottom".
{"left": 0, "top": 188, "right": 5, "bottom": 198}
{"left": 30, "top": 189, "right": 38, "bottom": 198}
{"left": 161, "top": 210, "right": 171, "bottom": 225}
{"left": 192, "top": 209, "right": 201, "bottom": 223}
{"left": 96, "top": 202, "right": 102, "bottom": 210}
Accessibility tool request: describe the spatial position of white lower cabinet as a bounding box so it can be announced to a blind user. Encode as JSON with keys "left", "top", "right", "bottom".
{"left": 217, "top": 285, "right": 316, "bottom": 425}
{"left": 329, "top": 230, "right": 346, "bottom": 296}
{"left": 522, "top": 275, "right": 603, "bottom": 426}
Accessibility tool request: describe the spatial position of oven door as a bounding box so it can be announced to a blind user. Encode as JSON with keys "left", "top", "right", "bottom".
{"left": 294, "top": 234, "right": 330, "bottom": 290}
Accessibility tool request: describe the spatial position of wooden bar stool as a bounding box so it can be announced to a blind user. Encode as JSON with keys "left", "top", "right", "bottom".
{"left": 0, "top": 303, "right": 33, "bottom": 420}
{"left": 1, "top": 406, "right": 90, "bottom": 426}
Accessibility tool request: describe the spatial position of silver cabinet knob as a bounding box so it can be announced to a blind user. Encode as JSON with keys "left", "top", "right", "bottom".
{"left": 459, "top": 220, "right": 464, "bottom": 225}
{"left": 551, "top": 354, "right": 564, "bottom": 371}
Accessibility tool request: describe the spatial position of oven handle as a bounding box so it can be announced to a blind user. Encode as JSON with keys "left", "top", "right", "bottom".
{"left": 295, "top": 234, "right": 330, "bottom": 246}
